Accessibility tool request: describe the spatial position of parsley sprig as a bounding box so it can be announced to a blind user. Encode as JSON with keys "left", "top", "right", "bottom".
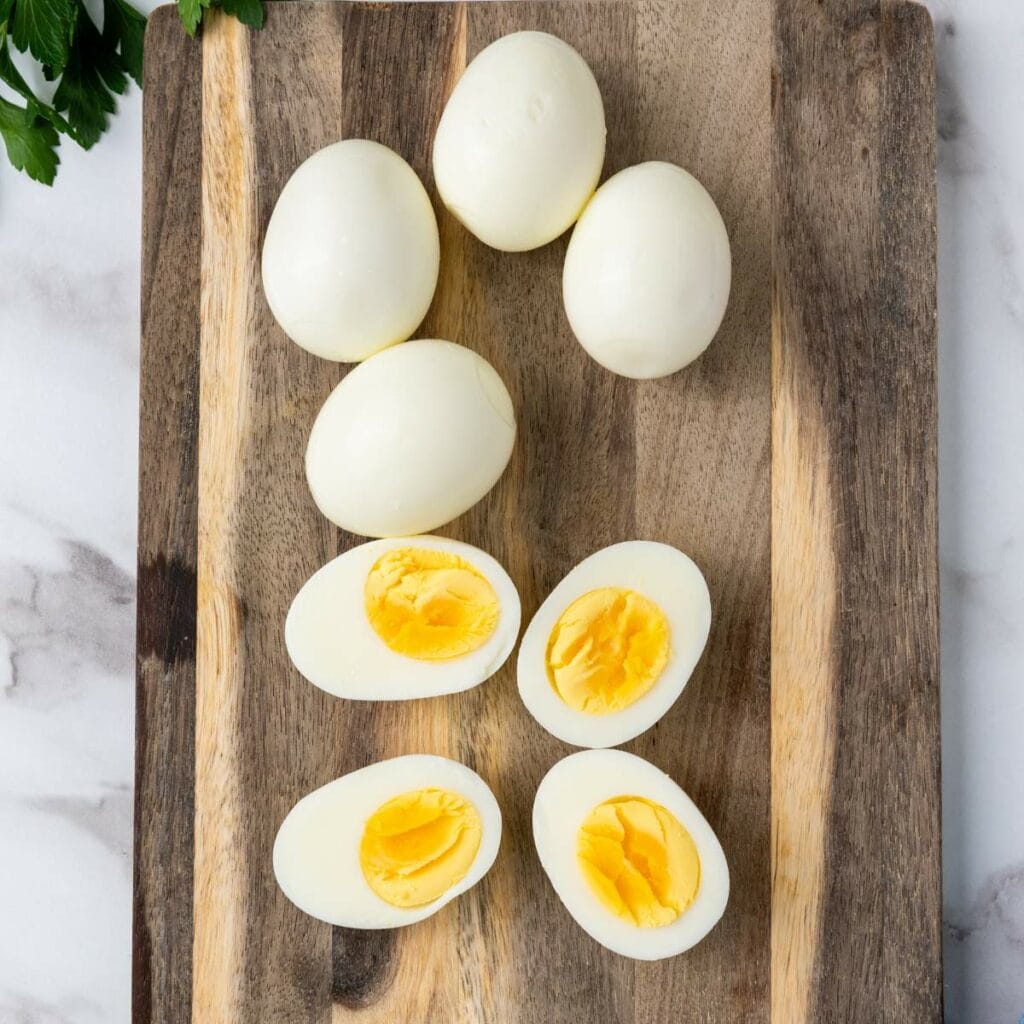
{"left": 0, "top": 0, "right": 264, "bottom": 185}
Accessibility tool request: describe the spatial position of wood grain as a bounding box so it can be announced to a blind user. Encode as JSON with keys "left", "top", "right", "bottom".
{"left": 772, "top": 1, "right": 942, "bottom": 1020}
{"left": 193, "top": 12, "right": 258, "bottom": 1021}
{"left": 135, "top": 2, "right": 940, "bottom": 1021}
{"left": 135, "top": 11, "right": 201, "bottom": 1024}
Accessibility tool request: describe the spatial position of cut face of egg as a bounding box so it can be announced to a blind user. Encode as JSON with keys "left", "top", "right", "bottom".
{"left": 517, "top": 541, "right": 710, "bottom": 747}
{"left": 286, "top": 536, "right": 521, "bottom": 700}
{"left": 262, "top": 139, "right": 439, "bottom": 362}
{"left": 274, "top": 755, "right": 502, "bottom": 928}
{"left": 433, "top": 31, "right": 606, "bottom": 251}
{"left": 533, "top": 749, "right": 728, "bottom": 959}
{"left": 306, "top": 339, "right": 516, "bottom": 538}
{"left": 563, "top": 161, "right": 731, "bottom": 379}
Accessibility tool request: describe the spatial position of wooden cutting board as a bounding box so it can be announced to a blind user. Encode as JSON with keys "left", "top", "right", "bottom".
{"left": 135, "top": 1, "right": 941, "bottom": 1021}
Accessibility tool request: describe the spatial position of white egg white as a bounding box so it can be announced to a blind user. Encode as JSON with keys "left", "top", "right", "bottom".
{"left": 433, "top": 31, "right": 606, "bottom": 252}
{"left": 563, "top": 161, "right": 731, "bottom": 379}
{"left": 533, "top": 749, "right": 729, "bottom": 960}
{"left": 305, "top": 339, "right": 516, "bottom": 539}
{"left": 286, "top": 536, "right": 521, "bottom": 701}
{"left": 517, "top": 541, "right": 711, "bottom": 747}
{"left": 262, "top": 139, "right": 439, "bottom": 362}
{"left": 274, "top": 755, "right": 502, "bottom": 929}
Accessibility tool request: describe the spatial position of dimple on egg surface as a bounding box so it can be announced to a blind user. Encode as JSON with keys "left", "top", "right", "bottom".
{"left": 432, "top": 30, "right": 607, "bottom": 252}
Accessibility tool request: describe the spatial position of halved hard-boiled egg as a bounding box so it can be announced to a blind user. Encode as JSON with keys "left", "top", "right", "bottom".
{"left": 517, "top": 541, "right": 710, "bottom": 747}
{"left": 274, "top": 755, "right": 502, "bottom": 928}
{"left": 533, "top": 749, "right": 728, "bottom": 959}
{"left": 306, "top": 339, "right": 516, "bottom": 538}
{"left": 286, "top": 536, "right": 521, "bottom": 700}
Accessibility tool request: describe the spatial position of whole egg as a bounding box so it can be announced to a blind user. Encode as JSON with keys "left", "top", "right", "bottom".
{"left": 563, "top": 161, "right": 731, "bottom": 379}
{"left": 433, "top": 31, "right": 606, "bottom": 252}
{"left": 262, "top": 139, "right": 439, "bottom": 362}
{"left": 305, "top": 340, "right": 516, "bottom": 538}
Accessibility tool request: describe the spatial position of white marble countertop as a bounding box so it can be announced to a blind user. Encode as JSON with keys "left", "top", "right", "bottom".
{"left": 1, "top": 1, "right": 1021, "bottom": 1021}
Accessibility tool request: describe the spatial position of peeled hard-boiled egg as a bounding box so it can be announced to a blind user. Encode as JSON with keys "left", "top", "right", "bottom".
{"left": 562, "top": 161, "right": 731, "bottom": 379}
{"left": 517, "top": 541, "right": 711, "bottom": 747}
{"left": 286, "top": 536, "right": 521, "bottom": 700}
{"left": 262, "top": 139, "right": 439, "bottom": 362}
{"left": 533, "top": 749, "right": 728, "bottom": 959}
{"left": 305, "top": 340, "right": 516, "bottom": 537}
{"left": 274, "top": 755, "right": 502, "bottom": 928}
{"left": 433, "top": 31, "right": 606, "bottom": 252}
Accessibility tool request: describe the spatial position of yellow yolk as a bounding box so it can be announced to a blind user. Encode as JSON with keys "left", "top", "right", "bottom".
{"left": 360, "top": 788, "right": 483, "bottom": 908}
{"left": 545, "top": 588, "right": 670, "bottom": 714}
{"left": 365, "top": 547, "right": 500, "bottom": 660}
{"left": 577, "top": 796, "right": 700, "bottom": 928}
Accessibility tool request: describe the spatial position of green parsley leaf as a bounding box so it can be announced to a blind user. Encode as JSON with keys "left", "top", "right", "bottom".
{"left": 9, "top": 0, "right": 76, "bottom": 74}
{"left": 52, "top": 0, "right": 127, "bottom": 149}
{"left": 0, "top": 94, "right": 60, "bottom": 184}
{"left": 103, "top": 0, "right": 145, "bottom": 86}
{"left": 177, "top": 0, "right": 209, "bottom": 37}
{"left": 0, "top": 0, "right": 260, "bottom": 184}
{"left": 219, "top": 0, "right": 263, "bottom": 31}
{"left": 0, "top": 36, "right": 74, "bottom": 135}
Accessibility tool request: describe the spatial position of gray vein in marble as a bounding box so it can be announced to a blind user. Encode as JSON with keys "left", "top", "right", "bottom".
{"left": 993, "top": 221, "right": 1024, "bottom": 332}
{"left": 0, "top": 263, "right": 132, "bottom": 336}
{"left": 949, "top": 563, "right": 1018, "bottom": 639}
{"left": 943, "top": 861, "right": 1024, "bottom": 1023}
{"left": 935, "top": 14, "right": 1024, "bottom": 340}
{"left": 24, "top": 784, "right": 132, "bottom": 869}
{"left": 934, "top": 18, "right": 980, "bottom": 178}
{"left": 947, "top": 861, "right": 1024, "bottom": 947}
{"left": 1, "top": 537, "right": 134, "bottom": 709}
{"left": 0, "top": 991, "right": 100, "bottom": 1024}
{"left": 936, "top": 23, "right": 965, "bottom": 145}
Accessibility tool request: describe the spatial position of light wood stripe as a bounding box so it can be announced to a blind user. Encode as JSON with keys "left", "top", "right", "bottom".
{"left": 193, "top": 13, "right": 258, "bottom": 1023}
{"left": 770, "top": 307, "right": 838, "bottom": 1023}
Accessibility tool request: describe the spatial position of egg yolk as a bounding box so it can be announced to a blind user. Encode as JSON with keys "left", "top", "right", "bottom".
{"left": 545, "top": 588, "right": 670, "bottom": 714}
{"left": 360, "top": 788, "right": 483, "bottom": 908}
{"left": 577, "top": 796, "right": 700, "bottom": 928}
{"left": 365, "top": 548, "right": 500, "bottom": 660}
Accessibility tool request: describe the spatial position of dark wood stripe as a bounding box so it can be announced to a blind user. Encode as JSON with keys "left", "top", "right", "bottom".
{"left": 238, "top": 5, "right": 351, "bottom": 1020}
{"left": 135, "top": 9, "right": 202, "bottom": 1024}
{"left": 452, "top": 5, "right": 641, "bottom": 1022}
{"left": 874, "top": 2, "right": 942, "bottom": 1017}
{"left": 329, "top": 3, "right": 473, "bottom": 1012}
{"left": 632, "top": 0, "right": 772, "bottom": 1019}
{"left": 773, "top": 0, "right": 942, "bottom": 1018}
